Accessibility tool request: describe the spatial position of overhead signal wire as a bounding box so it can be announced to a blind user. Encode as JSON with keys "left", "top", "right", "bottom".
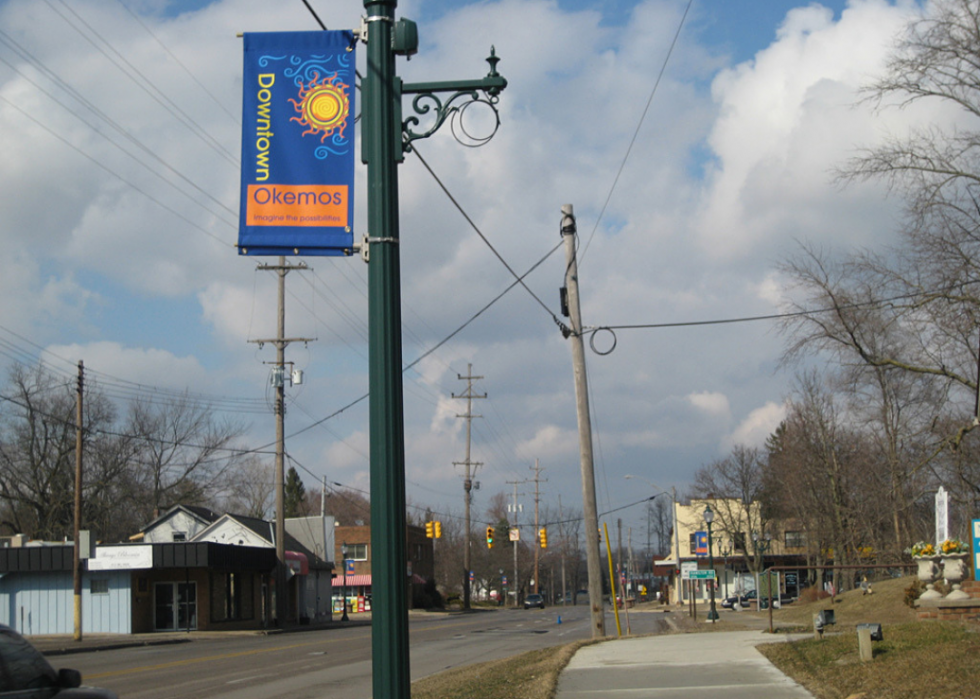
{"left": 0, "top": 31, "right": 238, "bottom": 226}
{"left": 44, "top": 0, "right": 239, "bottom": 167}
{"left": 410, "top": 145, "right": 563, "bottom": 325}
{"left": 116, "top": 0, "right": 241, "bottom": 124}
{"left": 585, "top": 287, "right": 969, "bottom": 334}
{"left": 0, "top": 93, "right": 232, "bottom": 247}
{"left": 0, "top": 390, "right": 266, "bottom": 461}
{"left": 578, "top": 0, "right": 694, "bottom": 265}
{"left": 0, "top": 325, "right": 269, "bottom": 414}
{"left": 280, "top": 242, "right": 563, "bottom": 443}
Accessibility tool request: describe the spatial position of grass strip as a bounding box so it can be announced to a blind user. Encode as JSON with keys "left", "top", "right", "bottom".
{"left": 411, "top": 639, "right": 594, "bottom": 699}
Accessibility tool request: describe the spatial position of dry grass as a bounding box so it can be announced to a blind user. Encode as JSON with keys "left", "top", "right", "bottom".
{"left": 411, "top": 639, "right": 594, "bottom": 699}
{"left": 411, "top": 578, "right": 979, "bottom": 699}
{"left": 759, "top": 621, "right": 979, "bottom": 698}
{"left": 754, "top": 575, "right": 980, "bottom": 698}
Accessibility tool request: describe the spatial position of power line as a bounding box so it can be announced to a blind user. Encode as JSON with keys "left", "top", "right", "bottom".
{"left": 410, "top": 144, "right": 562, "bottom": 324}
{"left": 579, "top": 0, "right": 694, "bottom": 265}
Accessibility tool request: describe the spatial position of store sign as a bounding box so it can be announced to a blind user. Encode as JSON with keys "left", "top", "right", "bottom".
{"left": 88, "top": 545, "right": 153, "bottom": 570}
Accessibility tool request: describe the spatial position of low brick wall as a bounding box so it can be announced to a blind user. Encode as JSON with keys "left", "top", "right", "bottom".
{"left": 915, "top": 580, "right": 980, "bottom": 623}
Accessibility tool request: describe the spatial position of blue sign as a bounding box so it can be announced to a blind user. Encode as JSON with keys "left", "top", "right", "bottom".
{"left": 239, "top": 31, "right": 356, "bottom": 256}
{"left": 695, "top": 531, "right": 708, "bottom": 557}
{"left": 345, "top": 559, "right": 355, "bottom": 575}
{"left": 972, "top": 519, "right": 980, "bottom": 583}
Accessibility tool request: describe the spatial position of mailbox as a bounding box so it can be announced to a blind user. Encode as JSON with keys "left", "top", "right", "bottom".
{"left": 816, "top": 609, "right": 836, "bottom": 627}
{"left": 856, "top": 623, "right": 883, "bottom": 642}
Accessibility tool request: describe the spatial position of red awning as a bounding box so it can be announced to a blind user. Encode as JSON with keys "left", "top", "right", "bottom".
{"left": 334, "top": 574, "right": 371, "bottom": 587}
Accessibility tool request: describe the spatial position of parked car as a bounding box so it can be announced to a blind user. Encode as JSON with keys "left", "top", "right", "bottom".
{"left": 0, "top": 624, "right": 118, "bottom": 698}
{"left": 721, "top": 590, "right": 757, "bottom": 609}
{"left": 524, "top": 593, "right": 545, "bottom": 609}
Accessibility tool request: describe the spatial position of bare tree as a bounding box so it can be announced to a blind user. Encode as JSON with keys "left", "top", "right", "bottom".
{"left": 222, "top": 456, "right": 274, "bottom": 518}
{"left": 690, "top": 445, "right": 773, "bottom": 579}
{"left": 0, "top": 364, "right": 122, "bottom": 540}
{"left": 126, "top": 394, "right": 249, "bottom": 524}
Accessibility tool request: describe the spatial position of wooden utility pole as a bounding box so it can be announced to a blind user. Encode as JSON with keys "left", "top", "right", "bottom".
{"left": 250, "top": 256, "right": 313, "bottom": 626}
{"left": 453, "top": 364, "right": 485, "bottom": 610}
{"left": 561, "top": 204, "right": 605, "bottom": 638}
{"left": 530, "top": 460, "right": 546, "bottom": 594}
{"left": 73, "top": 360, "right": 83, "bottom": 642}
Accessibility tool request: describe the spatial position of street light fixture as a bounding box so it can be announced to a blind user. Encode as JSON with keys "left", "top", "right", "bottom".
{"left": 703, "top": 505, "right": 719, "bottom": 622}
{"left": 751, "top": 531, "right": 772, "bottom": 608}
{"left": 341, "top": 542, "right": 349, "bottom": 622}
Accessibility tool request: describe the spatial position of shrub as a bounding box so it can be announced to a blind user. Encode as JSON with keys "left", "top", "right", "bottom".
{"left": 799, "top": 587, "right": 831, "bottom": 604}
{"left": 903, "top": 579, "right": 925, "bottom": 607}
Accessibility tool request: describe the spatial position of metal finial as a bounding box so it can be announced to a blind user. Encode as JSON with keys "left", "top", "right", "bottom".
{"left": 486, "top": 46, "right": 500, "bottom": 77}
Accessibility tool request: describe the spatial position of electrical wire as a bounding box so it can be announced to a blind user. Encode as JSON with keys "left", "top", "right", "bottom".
{"left": 410, "top": 144, "right": 562, "bottom": 325}
{"left": 578, "top": 0, "right": 694, "bottom": 266}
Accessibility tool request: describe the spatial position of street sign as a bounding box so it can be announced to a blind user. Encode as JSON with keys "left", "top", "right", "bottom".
{"left": 972, "top": 519, "right": 980, "bottom": 583}
{"left": 686, "top": 570, "right": 716, "bottom": 580}
{"left": 509, "top": 527, "right": 520, "bottom": 541}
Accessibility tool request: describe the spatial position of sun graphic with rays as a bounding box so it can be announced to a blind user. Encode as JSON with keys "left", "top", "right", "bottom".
{"left": 289, "top": 72, "right": 350, "bottom": 142}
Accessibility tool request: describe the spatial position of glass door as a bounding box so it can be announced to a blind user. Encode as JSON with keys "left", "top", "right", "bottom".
{"left": 154, "top": 582, "right": 197, "bottom": 631}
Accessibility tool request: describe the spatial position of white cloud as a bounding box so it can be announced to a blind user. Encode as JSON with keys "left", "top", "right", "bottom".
{"left": 687, "top": 391, "right": 731, "bottom": 417}
{"left": 45, "top": 341, "right": 207, "bottom": 391}
{"left": 724, "top": 401, "right": 787, "bottom": 450}
{"left": 0, "top": 0, "right": 955, "bottom": 524}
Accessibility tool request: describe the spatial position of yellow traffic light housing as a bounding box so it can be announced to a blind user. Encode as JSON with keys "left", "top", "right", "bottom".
{"left": 434, "top": 521, "right": 442, "bottom": 538}
{"left": 486, "top": 526, "right": 494, "bottom": 548}
{"left": 539, "top": 527, "right": 548, "bottom": 548}
{"left": 425, "top": 521, "right": 434, "bottom": 538}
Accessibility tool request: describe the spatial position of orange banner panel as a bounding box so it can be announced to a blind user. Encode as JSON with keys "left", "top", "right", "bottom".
{"left": 246, "top": 184, "right": 349, "bottom": 227}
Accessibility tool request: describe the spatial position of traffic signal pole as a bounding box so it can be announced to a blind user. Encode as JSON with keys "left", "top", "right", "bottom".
{"left": 360, "top": 2, "right": 505, "bottom": 695}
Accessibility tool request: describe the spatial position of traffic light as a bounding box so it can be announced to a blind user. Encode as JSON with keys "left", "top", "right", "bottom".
{"left": 425, "top": 521, "right": 434, "bottom": 538}
{"left": 434, "top": 521, "right": 442, "bottom": 539}
{"left": 539, "top": 527, "right": 548, "bottom": 548}
{"left": 486, "top": 526, "right": 495, "bottom": 548}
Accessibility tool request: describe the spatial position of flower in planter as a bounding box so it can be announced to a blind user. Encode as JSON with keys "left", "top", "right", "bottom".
{"left": 906, "top": 541, "right": 936, "bottom": 557}
{"left": 939, "top": 539, "right": 968, "bottom": 555}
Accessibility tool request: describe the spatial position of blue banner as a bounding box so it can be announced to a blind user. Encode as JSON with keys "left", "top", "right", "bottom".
{"left": 239, "top": 31, "right": 355, "bottom": 256}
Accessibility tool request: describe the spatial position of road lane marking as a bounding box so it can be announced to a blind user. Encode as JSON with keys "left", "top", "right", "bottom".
{"left": 225, "top": 674, "right": 275, "bottom": 684}
{"left": 84, "top": 639, "right": 344, "bottom": 680}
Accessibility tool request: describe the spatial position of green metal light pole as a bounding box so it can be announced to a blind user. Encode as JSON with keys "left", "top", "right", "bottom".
{"left": 704, "top": 505, "right": 719, "bottom": 622}
{"left": 360, "top": 2, "right": 505, "bottom": 696}
{"left": 362, "top": 2, "right": 409, "bottom": 696}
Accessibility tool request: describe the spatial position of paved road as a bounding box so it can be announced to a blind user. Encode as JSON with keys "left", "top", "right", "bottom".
{"left": 45, "top": 605, "right": 673, "bottom": 699}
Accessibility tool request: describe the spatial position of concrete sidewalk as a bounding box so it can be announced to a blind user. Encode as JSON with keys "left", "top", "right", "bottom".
{"left": 556, "top": 629, "right": 815, "bottom": 699}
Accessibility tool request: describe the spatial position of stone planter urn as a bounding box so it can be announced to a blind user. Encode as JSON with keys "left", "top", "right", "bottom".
{"left": 915, "top": 556, "right": 943, "bottom": 600}
{"left": 941, "top": 554, "right": 970, "bottom": 600}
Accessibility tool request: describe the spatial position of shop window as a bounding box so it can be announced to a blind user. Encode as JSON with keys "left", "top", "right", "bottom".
{"left": 210, "top": 572, "right": 255, "bottom": 622}
{"left": 784, "top": 531, "right": 806, "bottom": 549}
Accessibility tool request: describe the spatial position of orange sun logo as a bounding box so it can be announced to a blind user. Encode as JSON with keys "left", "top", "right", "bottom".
{"left": 289, "top": 72, "right": 350, "bottom": 142}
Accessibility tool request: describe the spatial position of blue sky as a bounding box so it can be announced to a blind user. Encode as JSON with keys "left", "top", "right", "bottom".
{"left": 0, "top": 0, "right": 937, "bottom": 540}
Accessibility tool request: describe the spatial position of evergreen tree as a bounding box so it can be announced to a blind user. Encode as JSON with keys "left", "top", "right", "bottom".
{"left": 284, "top": 466, "right": 307, "bottom": 517}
